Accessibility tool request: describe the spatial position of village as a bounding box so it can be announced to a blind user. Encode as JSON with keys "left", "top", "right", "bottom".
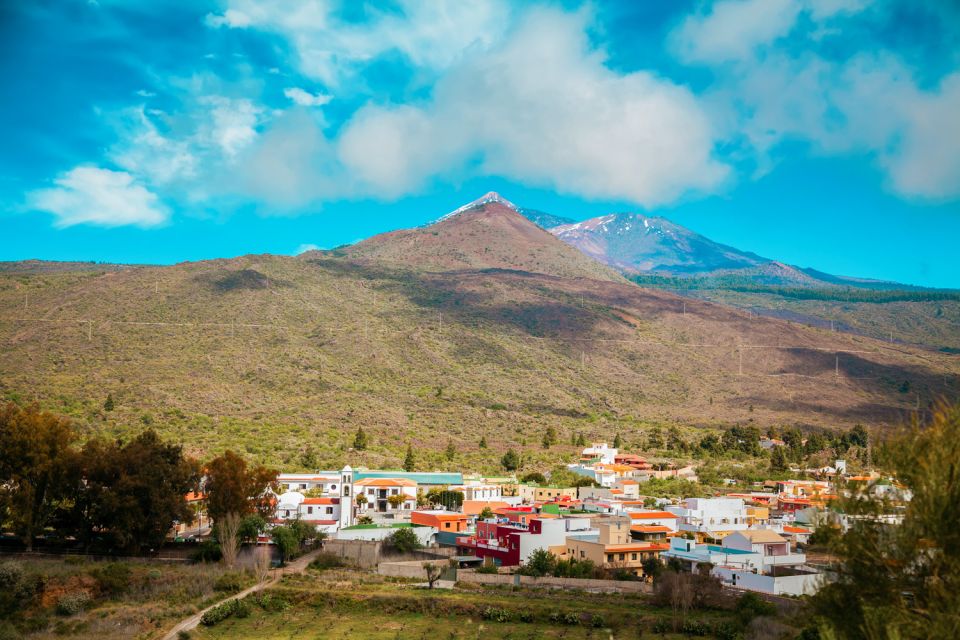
{"left": 174, "top": 440, "right": 909, "bottom": 599}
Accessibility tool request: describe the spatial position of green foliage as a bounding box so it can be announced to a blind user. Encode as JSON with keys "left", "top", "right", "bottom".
{"left": 475, "top": 562, "right": 499, "bottom": 574}
{"left": 56, "top": 592, "right": 90, "bottom": 616}
{"left": 444, "top": 440, "right": 456, "bottom": 461}
{"left": 809, "top": 403, "right": 960, "bottom": 639}
{"left": 590, "top": 613, "right": 606, "bottom": 628}
{"left": 238, "top": 514, "right": 267, "bottom": 542}
{"left": 481, "top": 606, "right": 511, "bottom": 622}
{"left": 271, "top": 526, "right": 301, "bottom": 563}
{"left": 309, "top": 553, "right": 346, "bottom": 571}
{"left": 520, "top": 472, "right": 546, "bottom": 485}
{"left": 103, "top": 393, "right": 114, "bottom": 412}
{"left": 734, "top": 592, "right": 776, "bottom": 625}
{"left": 518, "top": 548, "right": 555, "bottom": 577}
{"left": 90, "top": 563, "right": 132, "bottom": 597}
{"left": 213, "top": 572, "right": 245, "bottom": 593}
{"left": 641, "top": 557, "right": 663, "bottom": 581}
{"left": 541, "top": 426, "right": 556, "bottom": 449}
{"left": 190, "top": 540, "right": 223, "bottom": 563}
{"left": 200, "top": 597, "right": 249, "bottom": 626}
{"left": 432, "top": 490, "right": 464, "bottom": 510}
{"left": 612, "top": 432, "right": 622, "bottom": 448}
{"left": 384, "top": 527, "right": 422, "bottom": 554}
{"left": 478, "top": 436, "right": 487, "bottom": 449}
{"left": 500, "top": 449, "right": 520, "bottom": 471}
{"left": 204, "top": 450, "right": 278, "bottom": 522}
{"left": 402, "top": 445, "right": 416, "bottom": 472}
{"left": 769, "top": 446, "right": 789, "bottom": 472}
{"left": 478, "top": 506, "right": 494, "bottom": 520}
{"left": 352, "top": 427, "right": 368, "bottom": 451}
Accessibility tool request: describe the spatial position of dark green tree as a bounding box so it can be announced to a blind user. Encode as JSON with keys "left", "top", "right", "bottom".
{"left": 444, "top": 440, "right": 456, "bottom": 461}
{"left": 402, "top": 445, "right": 416, "bottom": 472}
{"left": 575, "top": 432, "right": 586, "bottom": 447}
{"left": 204, "top": 450, "right": 278, "bottom": 523}
{"left": 769, "top": 446, "right": 789, "bottom": 472}
{"left": 479, "top": 436, "right": 487, "bottom": 449}
{"left": 353, "top": 427, "right": 368, "bottom": 450}
{"left": 501, "top": 449, "right": 520, "bottom": 471}
{"left": 520, "top": 472, "right": 547, "bottom": 485}
{"left": 613, "top": 432, "right": 623, "bottom": 448}
{"left": 103, "top": 393, "right": 115, "bottom": 412}
{"left": 70, "top": 430, "right": 198, "bottom": 553}
{"left": 519, "top": 548, "right": 556, "bottom": 577}
{"left": 385, "top": 526, "right": 422, "bottom": 554}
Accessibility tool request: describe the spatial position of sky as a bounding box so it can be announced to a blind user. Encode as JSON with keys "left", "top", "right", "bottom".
{"left": 2, "top": 0, "right": 959, "bottom": 288}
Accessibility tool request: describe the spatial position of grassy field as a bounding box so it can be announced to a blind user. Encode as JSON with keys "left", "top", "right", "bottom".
{"left": 0, "top": 556, "right": 255, "bottom": 640}
{"left": 189, "top": 567, "right": 751, "bottom": 640}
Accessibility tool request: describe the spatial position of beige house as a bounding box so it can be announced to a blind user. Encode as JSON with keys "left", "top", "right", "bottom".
{"left": 564, "top": 516, "right": 669, "bottom": 578}
{"left": 518, "top": 484, "right": 577, "bottom": 503}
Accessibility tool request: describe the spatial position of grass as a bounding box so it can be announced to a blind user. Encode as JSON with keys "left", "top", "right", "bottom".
{"left": 0, "top": 556, "right": 256, "bottom": 639}
{"left": 188, "top": 566, "right": 742, "bottom": 640}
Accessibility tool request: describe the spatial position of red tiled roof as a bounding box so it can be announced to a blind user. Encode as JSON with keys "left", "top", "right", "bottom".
{"left": 302, "top": 497, "right": 339, "bottom": 505}
{"left": 628, "top": 511, "right": 679, "bottom": 519}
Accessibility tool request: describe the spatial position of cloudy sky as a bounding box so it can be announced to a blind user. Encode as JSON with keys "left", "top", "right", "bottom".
{"left": 2, "top": 0, "right": 959, "bottom": 286}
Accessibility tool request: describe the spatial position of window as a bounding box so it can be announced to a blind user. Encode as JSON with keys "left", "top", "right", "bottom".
{"left": 391, "top": 489, "right": 398, "bottom": 496}
{"left": 343, "top": 486, "right": 349, "bottom": 496}
{"left": 331, "top": 484, "right": 338, "bottom": 491}
{"left": 307, "top": 506, "right": 313, "bottom": 515}
{"left": 631, "top": 553, "right": 637, "bottom": 560}
{"left": 607, "top": 554, "right": 614, "bottom": 563}
{"left": 619, "top": 553, "right": 625, "bottom": 561}
{"left": 368, "top": 488, "right": 375, "bottom": 495}
{"left": 300, "top": 483, "right": 307, "bottom": 490}
{"left": 326, "top": 507, "right": 333, "bottom": 514}
{"left": 580, "top": 551, "right": 585, "bottom": 558}
{"left": 444, "top": 522, "right": 450, "bottom": 529}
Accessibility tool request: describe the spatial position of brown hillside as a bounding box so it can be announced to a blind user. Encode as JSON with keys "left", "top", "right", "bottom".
{"left": 0, "top": 251, "right": 956, "bottom": 472}
{"left": 339, "top": 202, "right": 623, "bottom": 282}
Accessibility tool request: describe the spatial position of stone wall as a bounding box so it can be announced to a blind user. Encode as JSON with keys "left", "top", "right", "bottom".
{"left": 457, "top": 570, "right": 652, "bottom": 593}
{"left": 323, "top": 539, "right": 382, "bottom": 569}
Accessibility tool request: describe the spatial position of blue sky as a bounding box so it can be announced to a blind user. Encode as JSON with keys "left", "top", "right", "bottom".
{"left": 2, "top": 0, "right": 959, "bottom": 287}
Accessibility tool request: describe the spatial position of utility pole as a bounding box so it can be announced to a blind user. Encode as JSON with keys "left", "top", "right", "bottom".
{"left": 155, "top": 281, "right": 159, "bottom": 295}
{"left": 830, "top": 319, "right": 834, "bottom": 332}
{"left": 835, "top": 354, "right": 839, "bottom": 377}
{"left": 87, "top": 321, "right": 92, "bottom": 341}
{"left": 738, "top": 348, "right": 743, "bottom": 376}
{"left": 683, "top": 301, "right": 686, "bottom": 316}
{"left": 24, "top": 292, "right": 28, "bottom": 312}
{"left": 581, "top": 350, "right": 585, "bottom": 367}
{"left": 439, "top": 312, "right": 443, "bottom": 333}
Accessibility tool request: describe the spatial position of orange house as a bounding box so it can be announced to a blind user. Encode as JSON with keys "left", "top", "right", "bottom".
{"left": 411, "top": 510, "right": 470, "bottom": 532}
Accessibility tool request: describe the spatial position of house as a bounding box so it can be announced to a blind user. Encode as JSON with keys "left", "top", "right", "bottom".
{"left": 666, "top": 498, "right": 749, "bottom": 541}
{"left": 457, "top": 516, "right": 593, "bottom": 567}
{"left": 781, "top": 525, "right": 812, "bottom": 546}
{"left": 273, "top": 491, "right": 342, "bottom": 534}
{"left": 625, "top": 510, "right": 679, "bottom": 532}
{"left": 337, "top": 523, "right": 434, "bottom": 546}
{"left": 411, "top": 510, "right": 470, "bottom": 533}
{"left": 661, "top": 530, "right": 822, "bottom": 596}
{"left": 580, "top": 442, "right": 618, "bottom": 464}
{"left": 630, "top": 525, "right": 671, "bottom": 543}
{"left": 565, "top": 517, "right": 668, "bottom": 578}
{"left": 614, "top": 454, "right": 652, "bottom": 471}
{"left": 518, "top": 484, "right": 577, "bottom": 504}
{"left": 354, "top": 478, "right": 417, "bottom": 514}
{"left": 447, "top": 481, "right": 502, "bottom": 501}
{"left": 462, "top": 500, "right": 511, "bottom": 516}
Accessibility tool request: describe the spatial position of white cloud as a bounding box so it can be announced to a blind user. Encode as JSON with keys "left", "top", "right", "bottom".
{"left": 28, "top": 166, "right": 168, "bottom": 228}
{"left": 337, "top": 8, "right": 728, "bottom": 205}
{"left": 283, "top": 87, "right": 332, "bottom": 106}
{"left": 201, "top": 96, "right": 262, "bottom": 158}
{"left": 205, "top": 0, "right": 512, "bottom": 88}
{"left": 296, "top": 243, "right": 320, "bottom": 253}
{"left": 672, "top": 0, "right": 802, "bottom": 64}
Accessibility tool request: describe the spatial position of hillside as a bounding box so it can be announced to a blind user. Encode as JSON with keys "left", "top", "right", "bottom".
{"left": 1, "top": 239, "right": 956, "bottom": 472}
{"left": 338, "top": 193, "right": 622, "bottom": 282}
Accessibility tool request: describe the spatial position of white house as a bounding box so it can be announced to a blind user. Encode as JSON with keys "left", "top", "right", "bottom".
{"left": 448, "top": 482, "right": 502, "bottom": 501}
{"left": 666, "top": 498, "right": 749, "bottom": 539}
{"left": 354, "top": 477, "right": 417, "bottom": 514}
{"left": 580, "top": 443, "right": 618, "bottom": 465}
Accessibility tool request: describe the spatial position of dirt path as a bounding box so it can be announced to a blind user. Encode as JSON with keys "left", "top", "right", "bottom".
{"left": 159, "top": 548, "right": 323, "bottom": 640}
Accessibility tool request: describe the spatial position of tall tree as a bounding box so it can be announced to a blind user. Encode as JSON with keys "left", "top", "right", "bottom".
{"left": 444, "top": 441, "right": 456, "bottom": 461}
{"left": 70, "top": 430, "right": 198, "bottom": 553}
{"left": 769, "top": 446, "right": 789, "bottom": 472}
{"left": 0, "top": 403, "right": 76, "bottom": 551}
{"left": 353, "top": 427, "right": 368, "bottom": 450}
{"left": 402, "top": 445, "right": 416, "bottom": 472}
{"left": 501, "top": 449, "right": 520, "bottom": 471}
{"left": 613, "top": 432, "right": 622, "bottom": 448}
{"left": 204, "top": 450, "right": 278, "bottom": 523}
{"left": 810, "top": 403, "right": 960, "bottom": 638}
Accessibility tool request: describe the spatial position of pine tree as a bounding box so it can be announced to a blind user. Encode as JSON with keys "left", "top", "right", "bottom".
{"left": 403, "top": 445, "right": 416, "bottom": 472}
{"left": 103, "top": 393, "right": 115, "bottom": 412}
{"left": 353, "top": 427, "right": 368, "bottom": 450}
{"left": 479, "top": 436, "right": 487, "bottom": 449}
{"left": 613, "top": 433, "right": 622, "bottom": 448}
{"left": 445, "top": 441, "right": 456, "bottom": 461}
{"left": 770, "top": 446, "right": 788, "bottom": 472}
{"left": 575, "top": 432, "right": 586, "bottom": 447}
{"left": 501, "top": 449, "right": 520, "bottom": 471}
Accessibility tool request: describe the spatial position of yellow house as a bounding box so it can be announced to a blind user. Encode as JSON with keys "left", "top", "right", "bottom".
{"left": 518, "top": 484, "right": 577, "bottom": 503}
{"left": 746, "top": 506, "right": 769, "bottom": 526}
{"left": 564, "top": 517, "right": 669, "bottom": 578}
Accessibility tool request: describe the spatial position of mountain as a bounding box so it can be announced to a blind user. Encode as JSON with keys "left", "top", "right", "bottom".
{"left": 339, "top": 192, "right": 622, "bottom": 282}
{"left": 548, "top": 212, "right": 768, "bottom": 276}
{"left": 0, "top": 193, "right": 956, "bottom": 471}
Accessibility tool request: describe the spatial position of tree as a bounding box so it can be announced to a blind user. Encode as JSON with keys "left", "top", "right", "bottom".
{"left": 387, "top": 494, "right": 405, "bottom": 509}
{"left": 353, "top": 427, "right": 368, "bottom": 450}
{"left": 217, "top": 512, "right": 242, "bottom": 568}
{"left": 103, "top": 393, "right": 115, "bottom": 412}
{"left": 479, "top": 436, "right": 487, "bottom": 449}
{"left": 642, "top": 557, "right": 663, "bottom": 581}
{"left": 271, "top": 525, "right": 300, "bottom": 564}
{"left": 809, "top": 402, "right": 960, "bottom": 639}
{"left": 433, "top": 490, "right": 463, "bottom": 510}
{"left": 647, "top": 427, "right": 664, "bottom": 449}
{"left": 0, "top": 403, "right": 77, "bottom": 551}
{"left": 575, "top": 432, "right": 586, "bottom": 447}
{"left": 478, "top": 506, "right": 494, "bottom": 520}
{"left": 444, "top": 441, "right": 456, "bottom": 461}
{"left": 643, "top": 496, "right": 658, "bottom": 508}
{"left": 70, "top": 429, "right": 198, "bottom": 553}
{"left": 238, "top": 514, "right": 267, "bottom": 543}
{"left": 204, "top": 451, "right": 278, "bottom": 523}
{"left": 385, "top": 527, "right": 421, "bottom": 554}
{"left": 423, "top": 562, "right": 442, "bottom": 589}
{"left": 769, "top": 446, "right": 789, "bottom": 472}
{"left": 501, "top": 449, "right": 520, "bottom": 471}
{"left": 613, "top": 433, "right": 622, "bottom": 448}
{"left": 355, "top": 493, "right": 368, "bottom": 507}
{"left": 542, "top": 426, "right": 556, "bottom": 449}
{"left": 402, "top": 445, "right": 416, "bottom": 472}
{"left": 519, "top": 548, "right": 555, "bottom": 577}
{"left": 520, "top": 472, "right": 546, "bottom": 485}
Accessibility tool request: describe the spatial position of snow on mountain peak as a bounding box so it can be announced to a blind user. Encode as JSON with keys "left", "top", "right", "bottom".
{"left": 438, "top": 191, "right": 519, "bottom": 222}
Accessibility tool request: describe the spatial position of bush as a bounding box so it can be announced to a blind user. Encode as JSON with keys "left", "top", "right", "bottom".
{"left": 0, "top": 563, "right": 23, "bottom": 589}
{"left": 481, "top": 606, "right": 511, "bottom": 623}
{"left": 714, "top": 620, "right": 743, "bottom": 640}
{"left": 384, "top": 527, "right": 422, "bottom": 554}
{"left": 56, "top": 592, "right": 91, "bottom": 616}
{"left": 200, "top": 598, "right": 249, "bottom": 626}
{"left": 252, "top": 593, "right": 290, "bottom": 612}
{"left": 735, "top": 591, "right": 777, "bottom": 624}
{"left": 177, "top": 632, "right": 192, "bottom": 640}
{"left": 214, "top": 572, "right": 244, "bottom": 593}
{"left": 652, "top": 618, "right": 671, "bottom": 634}
{"left": 681, "top": 619, "right": 710, "bottom": 636}
{"left": 475, "top": 563, "right": 499, "bottom": 574}
{"left": 90, "top": 563, "right": 132, "bottom": 597}
{"left": 590, "top": 613, "right": 606, "bottom": 628}
{"left": 190, "top": 540, "right": 222, "bottom": 563}
{"left": 517, "top": 610, "right": 534, "bottom": 623}
{"left": 561, "top": 611, "right": 580, "bottom": 626}
{"left": 309, "top": 554, "right": 345, "bottom": 571}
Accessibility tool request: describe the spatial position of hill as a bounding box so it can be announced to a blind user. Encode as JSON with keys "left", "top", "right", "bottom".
{"left": 0, "top": 197, "right": 957, "bottom": 471}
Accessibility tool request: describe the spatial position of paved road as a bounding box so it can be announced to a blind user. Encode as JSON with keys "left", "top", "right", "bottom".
{"left": 159, "top": 548, "right": 323, "bottom": 640}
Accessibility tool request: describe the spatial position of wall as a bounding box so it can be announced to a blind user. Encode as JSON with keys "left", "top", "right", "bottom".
{"left": 377, "top": 559, "right": 449, "bottom": 580}
{"left": 323, "top": 539, "right": 382, "bottom": 569}
{"left": 713, "top": 567, "right": 824, "bottom": 596}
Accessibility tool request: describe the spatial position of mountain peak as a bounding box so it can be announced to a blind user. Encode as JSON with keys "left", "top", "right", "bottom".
{"left": 440, "top": 191, "right": 519, "bottom": 222}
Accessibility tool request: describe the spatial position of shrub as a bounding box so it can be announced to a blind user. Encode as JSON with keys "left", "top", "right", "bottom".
{"left": 481, "top": 606, "right": 511, "bottom": 623}
{"left": 590, "top": 613, "right": 606, "bottom": 628}
{"left": 475, "top": 563, "right": 499, "bottom": 574}
{"left": 90, "top": 563, "right": 132, "bottom": 597}
{"left": 309, "top": 554, "right": 345, "bottom": 571}
{"left": 253, "top": 593, "right": 290, "bottom": 612}
{"left": 190, "top": 540, "right": 222, "bottom": 563}
{"left": 517, "top": 610, "right": 534, "bottom": 623}
{"left": 214, "top": 572, "right": 244, "bottom": 593}
{"left": 714, "top": 620, "right": 743, "bottom": 640}
{"left": 652, "top": 618, "right": 671, "bottom": 634}
{"left": 56, "top": 592, "right": 91, "bottom": 616}
{"left": 0, "top": 563, "right": 23, "bottom": 589}
{"left": 384, "top": 527, "right": 422, "bottom": 554}
{"left": 177, "top": 632, "right": 192, "bottom": 640}
{"left": 681, "top": 619, "right": 710, "bottom": 636}
{"left": 735, "top": 591, "right": 777, "bottom": 624}
{"left": 561, "top": 611, "right": 580, "bottom": 626}
{"left": 200, "top": 598, "right": 248, "bottom": 626}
